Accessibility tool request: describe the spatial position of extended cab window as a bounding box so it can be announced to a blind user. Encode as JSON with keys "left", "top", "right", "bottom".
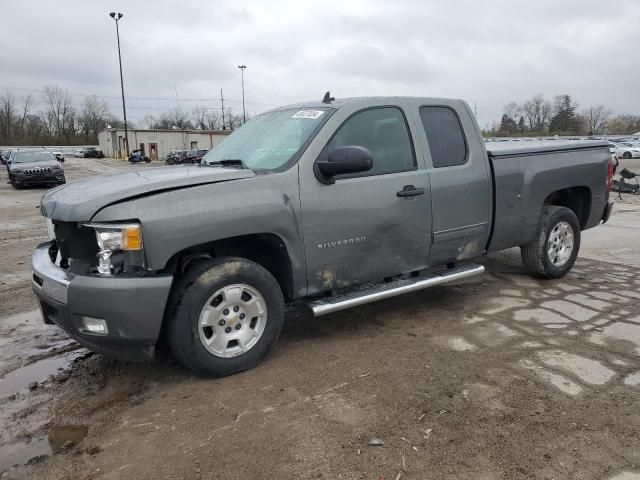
{"left": 328, "top": 107, "right": 415, "bottom": 176}
{"left": 419, "top": 106, "right": 468, "bottom": 168}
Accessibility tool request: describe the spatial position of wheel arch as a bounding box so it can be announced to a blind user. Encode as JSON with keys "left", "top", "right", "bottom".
{"left": 543, "top": 186, "right": 592, "bottom": 229}
{"left": 162, "top": 232, "right": 295, "bottom": 302}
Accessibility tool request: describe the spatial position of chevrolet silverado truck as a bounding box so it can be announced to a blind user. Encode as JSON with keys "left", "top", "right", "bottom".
{"left": 32, "top": 96, "right": 614, "bottom": 377}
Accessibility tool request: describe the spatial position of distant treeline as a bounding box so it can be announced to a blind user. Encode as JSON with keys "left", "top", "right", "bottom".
{"left": 0, "top": 86, "right": 247, "bottom": 146}
{"left": 483, "top": 93, "right": 640, "bottom": 137}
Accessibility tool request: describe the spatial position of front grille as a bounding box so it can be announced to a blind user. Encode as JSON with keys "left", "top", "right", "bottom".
{"left": 24, "top": 167, "right": 52, "bottom": 176}
{"left": 52, "top": 221, "right": 99, "bottom": 273}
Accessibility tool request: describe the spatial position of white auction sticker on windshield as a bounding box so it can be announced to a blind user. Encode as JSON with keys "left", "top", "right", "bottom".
{"left": 291, "top": 110, "right": 324, "bottom": 119}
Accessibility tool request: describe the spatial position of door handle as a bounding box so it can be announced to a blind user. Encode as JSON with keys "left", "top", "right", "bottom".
{"left": 397, "top": 185, "right": 426, "bottom": 198}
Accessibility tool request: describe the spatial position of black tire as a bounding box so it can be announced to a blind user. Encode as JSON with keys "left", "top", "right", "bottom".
{"left": 144, "top": 157, "right": 150, "bottom": 163}
{"left": 623, "top": 151, "right": 632, "bottom": 159}
{"left": 521, "top": 205, "right": 581, "bottom": 279}
{"left": 166, "top": 257, "right": 284, "bottom": 377}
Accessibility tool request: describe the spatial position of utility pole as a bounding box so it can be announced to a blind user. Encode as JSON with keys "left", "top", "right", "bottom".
{"left": 474, "top": 101, "right": 478, "bottom": 117}
{"left": 238, "top": 65, "right": 246, "bottom": 124}
{"left": 220, "top": 89, "right": 226, "bottom": 131}
{"left": 174, "top": 84, "right": 180, "bottom": 111}
{"left": 109, "top": 12, "right": 129, "bottom": 158}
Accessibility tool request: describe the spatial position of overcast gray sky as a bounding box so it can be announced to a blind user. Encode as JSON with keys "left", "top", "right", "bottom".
{"left": 1, "top": 0, "right": 638, "bottom": 128}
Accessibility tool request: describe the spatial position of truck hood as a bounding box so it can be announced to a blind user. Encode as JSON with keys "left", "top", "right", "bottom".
{"left": 41, "top": 165, "right": 255, "bottom": 221}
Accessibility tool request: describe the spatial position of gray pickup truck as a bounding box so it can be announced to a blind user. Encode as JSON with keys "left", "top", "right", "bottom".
{"left": 32, "top": 96, "right": 614, "bottom": 376}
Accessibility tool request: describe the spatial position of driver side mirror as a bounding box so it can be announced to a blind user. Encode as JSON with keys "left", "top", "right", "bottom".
{"left": 316, "top": 146, "right": 373, "bottom": 183}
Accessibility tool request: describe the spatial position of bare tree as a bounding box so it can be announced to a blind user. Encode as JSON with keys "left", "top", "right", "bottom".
{"left": 584, "top": 105, "right": 612, "bottom": 135}
{"left": 192, "top": 106, "right": 222, "bottom": 130}
{"left": 522, "top": 94, "right": 550, "bottom": 132}
{"left": 140, "top": 115, "right": 158, "bottom": 130}
{"left": 166, "top": 108, "right": 192, "bottom": 130}
{"left": 77, "top": 95, "right": 111, "bottom": 142}
{"left": 503, "top": 102, "right": 520, "bottom": 121}
{"left": 0, "top": 91, "right": 17, "bottom": 141}
{"left": 226, "top": 109, "right": 243, "bottom": 131}
{"left": 42, "top": 85, "right": 75, "bottom": 141}
{"left": 18, "top": 94, "right": 34, "bottom": 135}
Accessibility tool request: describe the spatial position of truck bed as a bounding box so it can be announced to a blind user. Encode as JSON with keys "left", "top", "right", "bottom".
{"left": 486, "top": 139, "right": 608, "bottom": 157}
{"left": 486, "top": 140, "right": 610, "bottom": 252}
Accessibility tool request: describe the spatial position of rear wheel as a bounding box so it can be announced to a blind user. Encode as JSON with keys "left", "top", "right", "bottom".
{"left": 521, "top": 205, "right": 581, "bottom": 279}
{"left": 167, "top": 257, "right": 284, "bottom": 377}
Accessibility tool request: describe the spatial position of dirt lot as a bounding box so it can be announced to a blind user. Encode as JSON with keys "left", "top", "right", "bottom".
{"left": 1, "top": 157, "right": 640, "bottom": 480}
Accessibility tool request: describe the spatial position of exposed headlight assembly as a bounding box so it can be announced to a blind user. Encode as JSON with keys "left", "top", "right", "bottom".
{"left": 83, "top": 222, "right": 144, "bottom": 275}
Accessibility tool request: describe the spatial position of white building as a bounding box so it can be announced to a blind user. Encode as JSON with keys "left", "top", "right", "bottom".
{"left": 98, "top": 128, "right": 230, "bottom": 160}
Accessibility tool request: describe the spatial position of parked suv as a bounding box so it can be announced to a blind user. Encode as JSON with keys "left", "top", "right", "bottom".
{"left": 166, "top": 150, "right": 188, "bottom": 165}
{"left": 7, "top": 149, "right": 65, "bottom": 188}
{"left": 185, "top": 148, "right": 209, "bottom": 164}
{"left": 82, "top": 147, "right": 105, "bottom": 158}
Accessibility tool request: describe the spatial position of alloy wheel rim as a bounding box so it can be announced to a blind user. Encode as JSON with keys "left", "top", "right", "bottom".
{"left": 547, "top": 221, "right": 574, "bottom": 267}
{"left": 197, "top": 283, "right": 267, "bottom": 358}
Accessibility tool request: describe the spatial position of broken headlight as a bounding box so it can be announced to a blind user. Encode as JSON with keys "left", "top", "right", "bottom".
{"left": 83, "top": 222, "right": 145, "bottom": 275}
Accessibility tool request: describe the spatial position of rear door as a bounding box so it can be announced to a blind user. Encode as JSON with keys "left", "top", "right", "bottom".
{"left": 299, "top": 101, "right": 432, "bottom": 295}
{"left": 411, "top": 101, "right": 492, "bottom": 265}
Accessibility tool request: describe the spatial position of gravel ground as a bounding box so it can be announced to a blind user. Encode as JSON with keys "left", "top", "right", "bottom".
{"left": 1, "top": 157, "right": 640, "bottom": 480}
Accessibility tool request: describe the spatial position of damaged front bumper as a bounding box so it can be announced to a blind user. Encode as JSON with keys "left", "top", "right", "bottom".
{"left": 31, "top": 241, "right": 173, "bottom": 361}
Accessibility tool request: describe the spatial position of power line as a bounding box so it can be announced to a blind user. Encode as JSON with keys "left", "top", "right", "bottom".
{"left": 0, "top": 84, "right": 281, "bottom": 106}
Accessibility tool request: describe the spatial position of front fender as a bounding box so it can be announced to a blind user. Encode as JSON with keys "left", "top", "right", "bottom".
{"left": 91, "top": 169, "right": 307, "bottom": 296}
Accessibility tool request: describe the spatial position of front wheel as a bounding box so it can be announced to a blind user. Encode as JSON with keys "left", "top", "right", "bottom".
{"left": 623, "top": 151, "right": 632, "bottom": 159}
{"left": 521, "top": 205, "right": 581, "bottom": 279}
{"left": 167, "top": 257, "right": 284, "bottom": 377}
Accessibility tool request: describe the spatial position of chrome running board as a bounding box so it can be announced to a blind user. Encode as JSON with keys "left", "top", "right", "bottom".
{"left": 309, "top": 264, "right": 485, "bottom": 317}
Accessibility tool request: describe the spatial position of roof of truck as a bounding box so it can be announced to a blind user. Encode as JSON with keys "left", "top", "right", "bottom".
{"left": 272, "top": 96, "right": 466, "bottom": 111}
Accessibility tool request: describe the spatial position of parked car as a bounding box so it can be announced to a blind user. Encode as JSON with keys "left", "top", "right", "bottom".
{"left": 128, "top": 149, "right": 150, "bottom": 163}
{"left": 614, "top": 142, "right": 640, "bottom": 159}
{"left": 0, "top": 149, "right": 12, "bottom": 165}
{"left": 74, "top": 149, "right": 84, "bottom": 158}
{"left": 82, "top": 147, "right": 105, "bottom": 158}
{"left": 166, "top": 150, "right": 188, "bottom": 165}
{"left": 33, "top": 96, "right": 613, "bottom": 377}
{"left": 6, "top": 149, "right": 65, "bottom": 188}
{"left": 50, "top": 150, "right": 65, "bottom": 162}
{"left": 185, "top": 148, "right": 209, "bottom": 164}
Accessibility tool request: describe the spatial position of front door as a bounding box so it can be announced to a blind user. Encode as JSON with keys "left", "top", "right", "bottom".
{"left": 299, "top": 105, "right": 432, "bottom": 295}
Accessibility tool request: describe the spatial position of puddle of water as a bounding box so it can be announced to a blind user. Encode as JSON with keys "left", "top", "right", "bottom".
{"left": 0, "top": 425, "right": 89, "bottom": 473}
{"left": 0, "top": 350, "right": 88, "bottom": 396}
{"left": 0, "top": 437, "right": 51, "bottom": 473}
{"left": 0, "top": 310, "right": 42, "bottom": 332}
{"left": 48, "top": 425, "right": 89, "bottom": 453}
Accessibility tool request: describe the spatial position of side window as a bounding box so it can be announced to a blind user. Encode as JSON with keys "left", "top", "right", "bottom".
{"left": 328, "top": 107, "right": 415, "bottom": 176}
{"left": 419, "top": 106, "right": 468, "bottom": 168}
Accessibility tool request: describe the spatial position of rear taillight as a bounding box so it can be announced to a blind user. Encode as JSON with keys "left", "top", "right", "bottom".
{"left": 607, "top": 157, "right": 614, "bottom": 192}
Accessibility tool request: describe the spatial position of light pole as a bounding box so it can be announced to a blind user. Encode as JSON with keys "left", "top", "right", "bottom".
{"left": 237, "top": 65, "right": 246, "bottom": 124}
{"left": 109, "top": 12, "right": 129, "bottom": 158}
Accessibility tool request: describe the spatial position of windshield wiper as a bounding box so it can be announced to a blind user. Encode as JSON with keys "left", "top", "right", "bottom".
{"left": 205, "top": 159, "right": 251, "bottom": 170}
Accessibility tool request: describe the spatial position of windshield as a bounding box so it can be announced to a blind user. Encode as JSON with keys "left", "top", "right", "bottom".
{"left": 13, "top": 151, "right": 55, "bottom": 163}
{"left": 203, "top": 108, "right": 331, "bottom": 171}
